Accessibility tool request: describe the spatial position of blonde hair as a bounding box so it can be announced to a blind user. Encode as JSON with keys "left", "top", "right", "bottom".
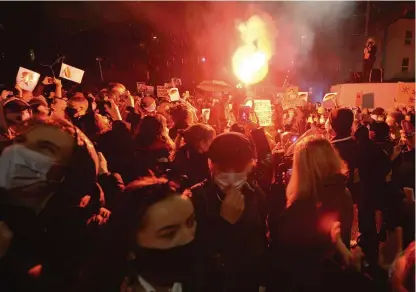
{"left": 286, "top": 136, "right": 347, "bottom": 207}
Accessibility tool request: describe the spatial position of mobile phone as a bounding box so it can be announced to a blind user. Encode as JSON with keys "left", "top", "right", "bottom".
{"left": 239, "top": 106, "right": 250, "bottom": 123}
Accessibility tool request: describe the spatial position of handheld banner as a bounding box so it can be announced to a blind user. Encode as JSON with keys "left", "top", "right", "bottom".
{"left": 157, "top": 86, "right": 168, "bottom": 98}
{"left": 168, "top": 87, "right": 180, "bottom": 102}
{"left": 201, "top": 108, "right": 211, "bottom": 123}
{"left": 16, "top": 67, "right": 40, "bottom": 92}
{"left": 60, "top": 63, "right": 84, "bottom": 84}
{"left": 136, "top": 82, "right": 146, "bottom": 92}
{"left": 253, "top": 99, "right": 272, "bottom": 126}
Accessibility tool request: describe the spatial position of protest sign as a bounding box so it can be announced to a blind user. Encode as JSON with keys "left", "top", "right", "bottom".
{"left": 145, "top": 85, "right": 154, "bottom": 95}
{"left": 157, "top": 86, "right": 168, "bottom": 98}
{"left": 136, "top": 82, "right": 146, "bottom": 92}
{"left": 171, "top": 78, "right": 182, "bottom": 87}
{"left": 168, "top": 87, "right": 180, "bottom": 102}
{"left": 59, "top": 63, "right": 84, "bottom": 84}
{"left": 298, "top": 92, "right": 308, "bottom": 103}
{"left": 322, "top": 93, "right": 338, "bottom": 109}
{"left": 201, "top": 108, "right": 211, "bottom": 123}
{"left": 16, "top": 67, "right": 40, "bottom": 92}
{"left": 281, "top": 86, "right": 300, "bottom": 110}
{"left": 253, "top": 99, "right": 272, "bottom": 126}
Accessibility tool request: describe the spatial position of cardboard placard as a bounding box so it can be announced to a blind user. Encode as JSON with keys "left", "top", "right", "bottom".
{"left": 157, "top": 86, "right": 168, "bottom": 98}
{"left": 136, "top": 82, "right": 146, "bottom": 92}
{"left": 146, "top": 86, "right": 154, "bottom": 95}
{"left": 282, "top": 86, "right": 300, "bottom": 110}
{"left": 253, "top": 99, "right": 272, "bottom": 126}
{"left": 201, "top": 108, "right": 211, "bottom": 123}
{"left": 16, "top": 67, "right": 40, "bottom": 92}
{"left": 298, "top": 92, "right": 308, "bottom": 102}
{"left": 59, "top": 63, "right": 84, "bottom": 84}
{"left": 168, "top": 87, "right": 180, "bottom": 102}
{"left": 322, "top": 93, "right": 337, "bottom": 109}
{"left": 171, "top": 78, "right": 182, "bottom": 87}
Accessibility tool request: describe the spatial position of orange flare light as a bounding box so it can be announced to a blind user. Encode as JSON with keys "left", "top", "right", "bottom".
{"left": 232, "top": 15, "right": 275, "bottom": 85}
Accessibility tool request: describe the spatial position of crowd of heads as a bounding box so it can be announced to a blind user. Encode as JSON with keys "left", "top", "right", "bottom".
{"left": 0, "top": 77, "right": 414, "bottom": 292}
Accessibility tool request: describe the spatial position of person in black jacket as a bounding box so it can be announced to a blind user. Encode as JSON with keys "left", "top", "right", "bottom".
{"left": 172, "top": 124, "right": 215, "bottom": 188}
{"left": 189, "top": 132, "right": 268, "bottom": 292}
{"left": 354, "top": 125, "right": 392, "bottom": 267}
{"left": 268, "top": 136, "right": 355, "bottom": 292}
{"left": 0, "top": 116, "right": 112, "bottom": 291}
{"left": 169, "top": 103, "right": 193, "bottom": 140}
{"left": 74, "top": 181, "right": 208, "bottom": 292}
{"left": 329, "top": 108, "right": 359, "bottom": 202}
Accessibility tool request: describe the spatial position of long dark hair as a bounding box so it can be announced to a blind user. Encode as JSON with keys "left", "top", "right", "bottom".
{"left": 74, "top": 182, "right": 180, "bottom": 291}
{"left": 174, "top": 123, "right": 215, "bottom": 154}
{"left": 134, "top": 115, "right": 174, "bottom": 150}
{"left": 169, "top": 103, "right": 191, "bottom": 128}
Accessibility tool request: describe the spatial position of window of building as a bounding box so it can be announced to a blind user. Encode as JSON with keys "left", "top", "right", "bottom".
{"left": 402, "top": 58, "right": 410, "bottom": 73}
{"left": 405, "top": 30, "right": 412, "bottom": 45}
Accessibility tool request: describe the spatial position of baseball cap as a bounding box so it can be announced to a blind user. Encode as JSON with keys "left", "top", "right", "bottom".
{"left": 208, "top": 132, "right": 253, "bottom": 171}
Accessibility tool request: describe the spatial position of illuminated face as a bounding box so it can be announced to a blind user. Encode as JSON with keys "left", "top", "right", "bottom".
{"left": 136, "top": 195, "right": 196, "bottom": 249}
{"left": 16, "top": 124, "right": 74, "bottom": 164}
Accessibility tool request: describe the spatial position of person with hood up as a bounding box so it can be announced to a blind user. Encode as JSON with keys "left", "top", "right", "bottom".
{"left": 0, "top": 97, "right": 32, "bottom": 143}
{"left": 189, "top": 132, "right": 268, "bottom": 292}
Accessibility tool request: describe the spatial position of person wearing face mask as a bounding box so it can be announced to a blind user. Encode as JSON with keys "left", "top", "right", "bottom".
{"left": 140, "top": 96, "right": 157, "bottom": 115}
{"left": 189, "top": 132, "right": 268, "bottom": 292}
{"left": 75, "top": 182, "right": 209, "bottom": 292}
{"left": 172, "top": 124, "right": 216, "bottom": 188}
{"left": 65, "top": 93, "right": 111, "bottom": 142}
{"left": 0, "top": 97, "right": 32, "bottom": 143}
{"left": 0, "top": 116, "right": 113, "bottom": 291}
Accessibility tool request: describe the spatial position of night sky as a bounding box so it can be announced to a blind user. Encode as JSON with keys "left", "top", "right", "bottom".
{"left": 0, "top": 2, "right": 413, "bottom": 93}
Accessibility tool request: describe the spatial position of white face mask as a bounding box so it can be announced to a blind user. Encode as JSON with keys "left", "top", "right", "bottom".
{"left": 0, "top": 144, "right": 56, "bottom": 190}
{"left": 214, "top": 172, "right": 247, "bottom": 191}
{"left": 371, "top": 114, "right": 384, "bottom": 122}
{"left": 145, "top": 102, "right": 156, "bottom": 113}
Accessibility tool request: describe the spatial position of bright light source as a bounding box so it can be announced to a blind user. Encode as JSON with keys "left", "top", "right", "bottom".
{"left": 152, "top": 36, "right": 157, "bottom": 39}
{"left": 201, "top": 57, "right": 206, "bottom": 62}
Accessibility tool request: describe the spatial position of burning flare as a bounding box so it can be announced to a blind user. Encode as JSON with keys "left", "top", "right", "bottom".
{"left": 232, "top": 14, "right": 275, "bottom": 85}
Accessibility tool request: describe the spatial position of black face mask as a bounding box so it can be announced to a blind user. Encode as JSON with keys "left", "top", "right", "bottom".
{"left": 65, "top": 107, "right": 78, "bottom": 119}
{"left": 131, "top": 240, "right": 196, "bottom": 287}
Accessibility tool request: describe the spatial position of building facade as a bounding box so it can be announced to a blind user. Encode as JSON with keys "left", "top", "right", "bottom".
{"left": 379, "top": 18, "right": 415, "bottom": 81}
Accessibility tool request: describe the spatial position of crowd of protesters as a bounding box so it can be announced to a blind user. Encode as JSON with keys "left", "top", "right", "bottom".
{"left": 0, "top": 75, "right": 414, "bottom": 292}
